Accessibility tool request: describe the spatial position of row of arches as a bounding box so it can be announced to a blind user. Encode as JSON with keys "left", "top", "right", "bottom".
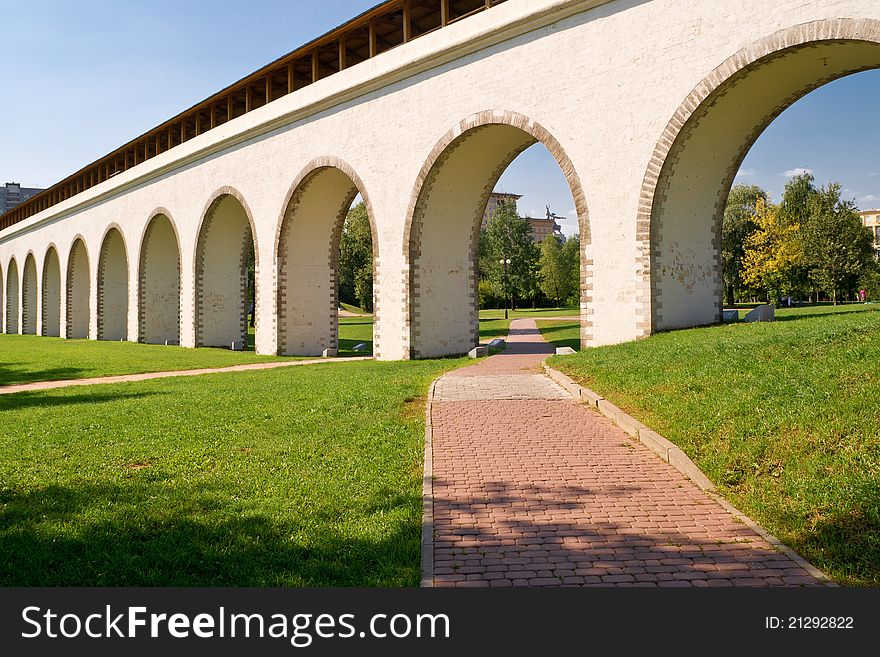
{"left": 2, "top": 19, "right": 879, "bottom": 356}
{"left": 0, "top": 165, "right": 376, "bottom": 356}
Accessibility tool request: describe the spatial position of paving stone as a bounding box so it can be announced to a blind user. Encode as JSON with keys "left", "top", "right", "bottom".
{"left": 429, "top": 319, "right": 824, "bottom": 588}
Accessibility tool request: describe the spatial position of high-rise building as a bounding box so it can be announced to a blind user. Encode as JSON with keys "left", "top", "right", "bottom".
{"left": 858, "top": 209, "right": 880, "bottom": 257}
{"left": 1, "top": 183, "right": 44, "bottom": 214}
{"left": 482, "top": 192, "right": 522, "bottom": 229}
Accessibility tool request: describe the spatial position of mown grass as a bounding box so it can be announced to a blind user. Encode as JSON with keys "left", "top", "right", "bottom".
{"left": 479, "top": 307, "right": 578, "bottom": 320}
{"left": 549, "top": 306, "right": 880, "bottom": 586}
{"left": 0, "top": 319, "right": 375, "bottom": 387}
{"left": 0, "top": 358, "right": 463, "bottom": 586}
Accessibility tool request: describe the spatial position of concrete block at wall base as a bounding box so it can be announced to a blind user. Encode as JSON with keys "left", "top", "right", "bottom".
{"left": 555, "top": 346, "right": 576, "bottom": 355}
{"left": 322, "top": 348, "right": 338, "bottom": 357}
{"left": 468, "top": 346, "right": 489, "bottom": 358}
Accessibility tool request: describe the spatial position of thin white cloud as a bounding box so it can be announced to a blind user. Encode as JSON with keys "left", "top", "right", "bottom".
{"left": 566, "top": 210, "right": 577, "bottom": 217}
{"left": 735, "top": 168, "right": 757, "bottom": 178}
{"left": 870, "top": 172, "right": 879, "bottom": 177}
{"left": 858, "top": 194, "right": 880, "bottom": 203}
{"left": 782, "top": 167, "right": 813, "bottom": 178}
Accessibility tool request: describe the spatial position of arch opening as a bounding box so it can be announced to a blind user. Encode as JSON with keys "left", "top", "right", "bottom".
{"left": 643, "top": 25, "right": 880, "bottom": 332}
{"left": 97, "top": 228, "right": 130, "bottom": 341}
{"left": 42, "top": 247, "right": 61, "bottom": 337}
{"left": 195, "top": 194, "right": 255, "bottom": 349}
{"left": 139, "top": 214, "right": 181, "bottom": 345}
{"left": 5, "top": 258, "right": 19, "bottom": 334}
{"left": 276, "top": 163, "right": 375, "bottom": 357}
{"left": 66, "top": 239, "right": 90, "bottom": 339}
{"left": 21, "top": 254, "right": 38, "bottom": 335}
{"left": 406, "top": 114, "right": 589, "bottom": 359}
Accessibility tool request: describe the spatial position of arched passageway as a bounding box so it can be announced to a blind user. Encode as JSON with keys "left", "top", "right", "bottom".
{"left": 139, "top": 213, "right": 181, "bottom": 344}
{"left": 21, "top": 254, "right": 38, "bottom": 334}
{"left": 276, "top": 160, "right": 376, "bottom": 356}
{"left": 641, "top": 20, "right": 880, "bottom": 332}
{"left": 66, "top": 238, "right": 90, "bottom": 339}
{"left": 5, "top": 258, "right": 19, "bottom": 334}
{"left": 42, "top": 247, "right": 61, "bottom": 337}
{"left": 194, "top": 192, "right": 255, "bottom": 349}
{"left": 97, "top": 228, "right": 129, "bottom": 341}
{"left": 405, "top": 112, "right": 589, "bottom": 359}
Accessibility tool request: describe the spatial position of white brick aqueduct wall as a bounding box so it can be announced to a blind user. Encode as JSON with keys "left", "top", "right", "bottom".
{"left": 2, "top": 0, "right": 880, "bottom": 359}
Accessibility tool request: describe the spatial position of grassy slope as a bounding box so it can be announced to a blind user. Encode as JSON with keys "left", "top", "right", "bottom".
{"left": 549, "top": 307, "right": 880, "bottom": 586}
{"left": 0, "top": 359, "right": 463, "bottom": 586}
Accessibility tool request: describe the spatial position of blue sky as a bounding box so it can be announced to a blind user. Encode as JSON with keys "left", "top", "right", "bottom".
{"left": 2, "top": 1, "right": 878, "bottom": 237}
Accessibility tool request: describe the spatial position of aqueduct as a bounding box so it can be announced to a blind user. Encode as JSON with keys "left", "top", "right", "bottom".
{"left": 1, "top": 0, "right": 879, "bottom": 359}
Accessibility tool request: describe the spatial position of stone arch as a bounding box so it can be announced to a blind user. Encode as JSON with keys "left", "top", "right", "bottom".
{"left": 139, "top": 209, "right": 182, "bottom": 344}
{"left": 21, "top": 252, "right": 38, "bottom": 335}
{"left": 275, "top": 157, "right": 379, "bottom": 357}
{"left": 42, "top": 245, "right": 62, "bottom": 337}
{"left": 194, "top": 187, "right": 258, "bottom": 348}
{"left": 404, "top": 110, "right": 590, "bottom": 359}
{"left": 639, "top": 18, "right": 880, "bottom": 333}
{"left": 97, "top": 225, "right": 130, "bottom": 341}
{"left": 66, "top": 236, "right": 91, "bottom": 339}
{"left": 5, "top": 257, "right": 20, "bottom": 334}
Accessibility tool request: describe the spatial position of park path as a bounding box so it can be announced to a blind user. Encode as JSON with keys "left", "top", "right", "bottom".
{"left": 0, "top": 356, "right": 371, "bottom": 396}
{"left": 427, "top": 318, "right": 824, "bottom": 587}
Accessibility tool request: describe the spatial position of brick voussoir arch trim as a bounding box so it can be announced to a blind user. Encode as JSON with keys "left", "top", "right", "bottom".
{"left": 637, "top": 18, "right": 880, "bottom": 333}
{"left": 273, "top": 156, "right": 381, "bottom": 356}
{"left": 194, "top": 185, "right": 260, "bottom": 346}
{"left": 138, "top": 208, "right": 182, "bottom": 343}
{"left": 403, "top": 109, "right": 592, "bottom": 356}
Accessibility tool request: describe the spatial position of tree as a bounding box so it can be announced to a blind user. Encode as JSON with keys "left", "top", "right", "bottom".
{"left": 742, "top": 198, "right": 804, "bottom": 303}
{"left": 338, "top": 202, "right": 374, "bottom": 312}
{"left": 560, "top": 234, "right": 581, "bottom": 307}
{"left": 722, "top": 184, "right": 767, "bottom": 305}
{"left": 538, "top": 234, "right": 571, "bottom": 305}
{"left": 483, "top": 201, "right": 539, "bottom": 309}
{"left": 801, "top": 183, "right": 876, "bottom": 304}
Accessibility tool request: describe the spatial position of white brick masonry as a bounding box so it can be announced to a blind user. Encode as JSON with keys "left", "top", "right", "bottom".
{"left": 1, "top": 1, "right": 879, "bottom": 358}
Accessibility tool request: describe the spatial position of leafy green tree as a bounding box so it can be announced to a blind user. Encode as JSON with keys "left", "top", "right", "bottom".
{"left": 722, "top": 184, "right": 767, "bottom": 305}
{"left": 538, "top": 234, "right": 571, "bottom": 305}
{"left": 561, "top": 234, "right": 581, "bottom": 307}
{"left": 338, "top": 202, "right": 374, "bottom": 312}
{"left": 483, "top": 201, "right": 539, "bottom": 309}
{"left": 801, "top": 184, "right": 876, "bottom": 304}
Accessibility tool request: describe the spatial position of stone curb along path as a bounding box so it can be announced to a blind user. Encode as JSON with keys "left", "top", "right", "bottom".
{"left": 421, "top": 318, "right": 832, "bottom": 588}
{"left": 0, "top": 356, "right": 373, "bottom": 396}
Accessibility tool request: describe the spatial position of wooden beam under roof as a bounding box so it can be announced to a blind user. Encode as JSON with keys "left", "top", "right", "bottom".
{"left": 0, "top": 0, "right": 510, "bottom": 229}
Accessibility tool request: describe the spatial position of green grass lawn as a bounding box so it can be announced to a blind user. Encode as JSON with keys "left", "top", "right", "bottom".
{"left": 536, "top": 320, "right": 581, "bottom": 351}
{"left": 0, "top": 358, "right": 463, "bottom": 586}
{"left": 0, "top": 319, "right": 375, "bottom": 387}
{"left": 479, "top": 307, "right": 578, "bottom": 320}
{"left": 339, "top": 316, "right": 373, "bottom": 355}
{"left": 549, "top": 306, "right": 880, "bottom": 586}
{"left": 0, "top": 335, "right": 288, "bottom": 387}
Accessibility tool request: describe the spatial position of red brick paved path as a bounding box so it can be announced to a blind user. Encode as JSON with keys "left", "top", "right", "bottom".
{"left": 428, "top": 319, "right": 824, "bottom": 587}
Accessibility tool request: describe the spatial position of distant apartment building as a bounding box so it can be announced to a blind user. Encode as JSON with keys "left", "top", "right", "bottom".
{"left": 482, "top": 192, "right": 522, "bottom": 229}
{"left": 1, "top": 182, "right": 44, "bottom": 214}
{"left": 483, "top": 192, "right": 564, "bottom": 243}
{"left": 859, "top": 209, "right": 880, "bottom": 257}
